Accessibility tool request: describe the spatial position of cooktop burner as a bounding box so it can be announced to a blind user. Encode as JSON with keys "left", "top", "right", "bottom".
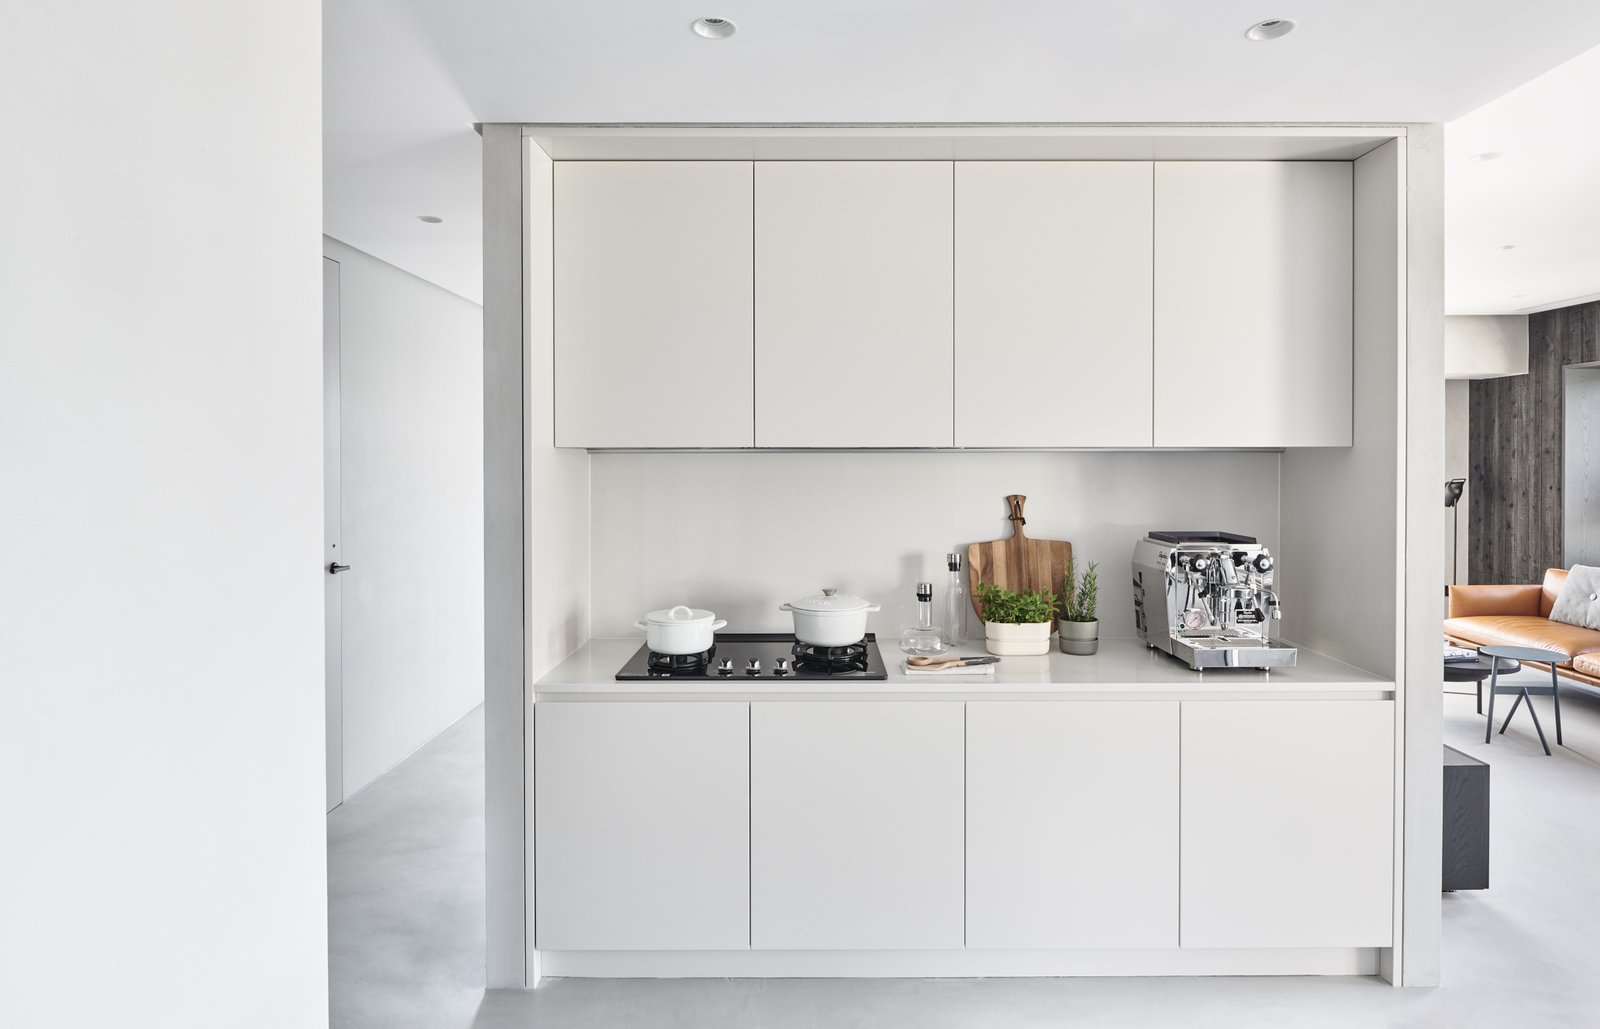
{"left": 646, "top": 646, "right": 716, "bottom": 675}
{"left": 618, "top": 633, "right": 888, "bottom": 681}
{"left": 791, "top": 639, "right": 870, "bottom": 674}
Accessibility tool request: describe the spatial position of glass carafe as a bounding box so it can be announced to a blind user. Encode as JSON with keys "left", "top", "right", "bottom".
{"left": 900, "top": 582, "right": 948, "bottom": 656}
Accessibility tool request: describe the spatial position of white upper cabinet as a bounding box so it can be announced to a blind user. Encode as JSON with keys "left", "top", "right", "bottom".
{"left": 1153, "top": 162, "right": 1353, "bottom": 447}
{"left": 549, "top": 159, "right": 1356, "bottom": 450}
{"left": 955, "top": 163, "right": 1155, "bottom": 447}
{"left": 755, "top": 162, "right": 954, "bottom": 448}
{"left": 554, "top": 161, "right": 754, "bottom": 448}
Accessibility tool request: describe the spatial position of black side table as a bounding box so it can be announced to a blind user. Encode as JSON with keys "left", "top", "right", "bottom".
{"left": 1480, "top": 644, "right": 1567, "bottom": 755}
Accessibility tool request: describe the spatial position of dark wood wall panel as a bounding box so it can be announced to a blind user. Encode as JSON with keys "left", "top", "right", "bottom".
{"left": 1468, "top": 301, "right": 1600, "bottom": 584}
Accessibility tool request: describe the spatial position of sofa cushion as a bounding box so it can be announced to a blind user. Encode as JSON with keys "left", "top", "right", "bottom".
{"left": 1448, "top": 583, "right": 1542, "bottom": 618}
{"left": 1443, "top": 615, "right": 1600, "bottom": 660}
{"left": 1550, "top": 565, "right": 1600, "bottom": 631}
{"left": 1574, "top": 653, "right": 1600, "bottom": 678}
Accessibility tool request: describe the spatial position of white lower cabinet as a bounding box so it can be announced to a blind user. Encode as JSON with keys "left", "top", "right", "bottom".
{"left": 750, "top": 702, "right": 965, "bottom": 949}
{"left": 534, "top": 702, "right": 750, "bottom": 950}
{"left": 1180, "top": 700, "right": 1395, "bottom": 948}
{"left": 966, "top": 701, "right": 1179, "bottom": 949}
{"left": 533, "top": 696, "right": 1395, "bottom": 959}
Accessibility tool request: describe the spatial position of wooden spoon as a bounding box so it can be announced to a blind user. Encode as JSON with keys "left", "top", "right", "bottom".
{"left": 907, "top": 655, "right": 1001, "bottom": 668}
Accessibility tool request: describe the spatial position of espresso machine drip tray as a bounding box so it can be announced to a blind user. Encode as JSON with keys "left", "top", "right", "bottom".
{"left": 1171, "top": 633, "right": 1299, "bottom": 669}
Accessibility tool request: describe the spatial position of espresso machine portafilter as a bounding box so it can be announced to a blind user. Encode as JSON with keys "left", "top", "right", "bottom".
{"left": 1132, "top": 531, "right": 1297, "bottom": 671}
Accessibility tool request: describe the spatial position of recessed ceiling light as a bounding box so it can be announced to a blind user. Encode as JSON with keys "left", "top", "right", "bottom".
{"left": 1469, "top": 151, "right": 1501, "bottom": 162}
{"left": 1500, "top": 244, "right": 1517, "bottom": 251}
{"left": 1245, "top": 19, "right": 1295, "bottom": 41}
{"left": 418, "top": 215, "right": 443, "bottom": 224}
{"left": 692, "top": 17, "right": 736, "bottom": 39}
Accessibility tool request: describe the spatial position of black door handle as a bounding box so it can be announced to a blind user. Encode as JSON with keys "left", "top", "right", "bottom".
{"left": 328, "top": 562, "right": 351, "bottom": 574}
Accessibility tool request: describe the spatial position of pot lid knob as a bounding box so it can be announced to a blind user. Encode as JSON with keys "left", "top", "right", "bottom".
{"left": 821, "top": 588, "right": 837, "bottom": 597}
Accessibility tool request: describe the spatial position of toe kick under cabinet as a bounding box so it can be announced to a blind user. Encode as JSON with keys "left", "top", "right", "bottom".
{"left": 533, "top": 696, "right": 1394, "bottom": 965}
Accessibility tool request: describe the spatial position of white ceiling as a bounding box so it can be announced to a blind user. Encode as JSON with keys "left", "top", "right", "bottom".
{"left": 1445, "top": 43, "right": 1600, "bottom": 315}
{"left": 324, "top": 0, "right": 483, "bottom": 302}
{"left": 324, "top": 1, "right": 1600, "bottom": 310}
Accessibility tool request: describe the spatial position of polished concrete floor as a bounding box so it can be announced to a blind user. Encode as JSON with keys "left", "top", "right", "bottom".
{"left": 330, "top": 670, "right": 1600, "bottom": 1028}
{"left": 328, "top": 708, "right": 486, "bottom": 1029}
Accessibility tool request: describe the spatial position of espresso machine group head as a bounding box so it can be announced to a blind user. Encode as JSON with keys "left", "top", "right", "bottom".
{"left": 1132, "top": 531, "right": 1298, "bottom": 671}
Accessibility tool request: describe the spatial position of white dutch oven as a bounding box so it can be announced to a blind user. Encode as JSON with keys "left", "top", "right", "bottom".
{"left": 633, "top": 605, "right": 726, "bottom": 655}
{"left": 780, "top": 588, "right": 882, "bottom": 647}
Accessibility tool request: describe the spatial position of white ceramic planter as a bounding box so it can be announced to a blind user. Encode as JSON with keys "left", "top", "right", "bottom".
{"left": 984, "top": 620, "right": 1053, "bottom": 656}
{"left": 1059, "top": 619, "right": 1100, "bottom": 656}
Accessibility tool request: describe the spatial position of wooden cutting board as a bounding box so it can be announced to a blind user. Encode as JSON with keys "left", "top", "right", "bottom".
{"left": 967, "top": 495, "right": 1072, "bottom": 624}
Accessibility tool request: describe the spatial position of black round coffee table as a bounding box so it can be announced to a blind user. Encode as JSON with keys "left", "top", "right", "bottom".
{"left": 1445, "top": 655, "right": 1520, "bottom": 715}
{"left": 1478, "top": 644, "right": 1567, "bottom": 755}
{"left": 1445, "top": 655, "right": 1521, "bottom": 683}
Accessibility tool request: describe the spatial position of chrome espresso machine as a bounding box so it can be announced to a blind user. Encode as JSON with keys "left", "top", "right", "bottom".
{"left": 1132, "top": 531, "right": 1297, "bottom": 670}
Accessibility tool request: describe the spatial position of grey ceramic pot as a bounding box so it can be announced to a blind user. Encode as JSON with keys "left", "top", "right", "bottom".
{"left": 1058, "top": 619, "right": 1099, "bottom": 655}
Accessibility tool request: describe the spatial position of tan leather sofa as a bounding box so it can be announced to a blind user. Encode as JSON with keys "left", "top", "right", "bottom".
{"left": 1445, "top": 568, "right": 1600, "bottom": 687}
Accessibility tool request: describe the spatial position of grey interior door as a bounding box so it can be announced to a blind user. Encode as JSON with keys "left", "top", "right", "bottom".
{"left": 1566, "top": 364, "right": 1600, "bottom": 567}
{"left": 324, "top": 257, "right": 344, "bottom": 811}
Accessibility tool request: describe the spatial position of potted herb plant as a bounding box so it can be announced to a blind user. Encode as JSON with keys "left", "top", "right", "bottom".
{"left": 975, "top": 582, "right": 1056, "bottom": 656}
{"left": 1058, "top": 557, "right": 1099, "bottom": 655}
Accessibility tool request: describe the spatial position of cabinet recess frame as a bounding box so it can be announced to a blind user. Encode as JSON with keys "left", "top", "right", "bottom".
{"left": 485, "top": 123, "right": 1442, "bottom": 988}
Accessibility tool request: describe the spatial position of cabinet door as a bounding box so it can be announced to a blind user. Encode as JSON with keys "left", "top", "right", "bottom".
{"left": 967, "top": 701, "right": 1178, "bottom": 949}
{"left": 754, "top": 162, "right": 954, "bottom": 447}
{"left": 751, "top": 702, "right": 964, "bottom": 949}
{"left": 534, "top": 702, "right": 750, "bottom": 950}
{"left": 1153, "top": 162, "right": 1353, "bottom": 447}
{"left": 1180, "top": 700, "right": 1394, "bottom": 948}
{"left": 554, "top": 161, "right": 754, "bottom": 447}
{"left": 955, "top": 162, "right": 1154, "bottom": 447}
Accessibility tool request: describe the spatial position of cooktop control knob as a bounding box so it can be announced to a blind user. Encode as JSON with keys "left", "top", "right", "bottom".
{"left": 774, "top": 657, "right": 791, "bottom": 675}
{"left": 746, "top": 658, "right": 761, "bottom": 676}
{"left": 717, "top": 658, "right": 734, "bottom": 676}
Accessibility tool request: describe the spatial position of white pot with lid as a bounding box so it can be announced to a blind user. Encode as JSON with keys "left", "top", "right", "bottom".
{"left": 633, "top": 605, "right": 727, "bottom": 655}
{"left": 779, "top": 588, "right": 882, "bottom": 647}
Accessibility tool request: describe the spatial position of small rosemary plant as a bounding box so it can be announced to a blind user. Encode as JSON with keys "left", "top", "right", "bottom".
{"left": 1060, "top": 557, "right": 1099, "bottom": 623}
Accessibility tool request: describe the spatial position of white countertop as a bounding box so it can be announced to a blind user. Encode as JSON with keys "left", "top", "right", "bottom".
{"left": 533, "top": 636, "right": 1393, "bottom": 698}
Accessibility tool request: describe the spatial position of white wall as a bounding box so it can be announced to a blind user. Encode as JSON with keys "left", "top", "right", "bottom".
{"left": 1444, "top": 314, "right": 1527, "bottom": 378}
{"left": 0, "top": 3, "right": 327, "bottom": 1027}
{"left": 324, "top": 237, "right": 484, "bottom": 800}
{"left": 588, "top": 451, "right": 1280, "bottom": 640}
{"left": 1279, "top": 140, "right": 1402, "bottom": 681}
{"left": 1445, "top": 380, "right": 1470, "bottom": 586}
{"left": 520, "top": 139, "right": 592, "bottom": 987}
{"left": 526, "top": 146, "right": 592, "bottom": 681}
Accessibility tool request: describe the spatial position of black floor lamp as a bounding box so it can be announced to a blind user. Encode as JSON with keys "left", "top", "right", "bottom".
{"left": 1446, "top": 478, "right": 1466, "bottom": 595}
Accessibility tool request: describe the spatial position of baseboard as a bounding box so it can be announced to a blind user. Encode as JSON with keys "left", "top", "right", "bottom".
{"left": 536, "top": 947, "right": 1380, "bottom": 979}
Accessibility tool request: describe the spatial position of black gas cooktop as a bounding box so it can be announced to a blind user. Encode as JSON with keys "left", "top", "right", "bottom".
{"left": 616, "top": 632, "right": 888, "bottom": 681}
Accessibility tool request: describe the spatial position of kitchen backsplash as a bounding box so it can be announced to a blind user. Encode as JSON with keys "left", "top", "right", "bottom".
{"left": 588, "top": 450, "right": 1281, "bottom": 641}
